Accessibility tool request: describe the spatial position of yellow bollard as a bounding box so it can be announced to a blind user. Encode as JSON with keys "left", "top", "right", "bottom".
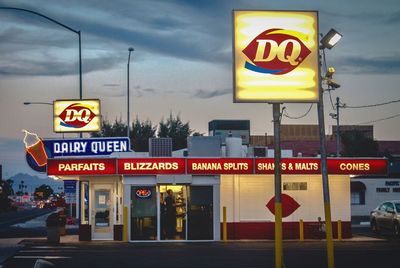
{"left": 123, "top": 206, "right": 128, "bottom": 242}
{"left": 223, "top": 206, "right": 227, "bottom": 241}
{"left": 299, "top": 219, "right": 304, "bottom": 241}
{"left": 338, "top": 220, "right": 342, "bottom": 241}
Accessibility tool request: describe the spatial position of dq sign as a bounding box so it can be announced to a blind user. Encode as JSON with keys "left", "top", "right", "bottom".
{"left": 53, "top": 99, "right": 101, "bottom": 132}
{"left": 233, "top": 10, "right": 319, "bottom": 103}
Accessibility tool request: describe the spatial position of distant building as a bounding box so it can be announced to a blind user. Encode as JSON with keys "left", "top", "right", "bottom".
{"left": 208, "top": 120, "right": 250, "bottom": 145}
{"left": 332, "top": 125, "right": 374, "bottom": 140}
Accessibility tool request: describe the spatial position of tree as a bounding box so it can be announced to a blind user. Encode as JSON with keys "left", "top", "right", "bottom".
{"left": 34, "top": 184, "right": 54, "bottom": 200}
{"left": 91, "top": 117, "right": 127, "bottom": 138}
{"left": 158, "top": 113, "right": 193, "bottom": 150}
{"left": 341, "top": 130, "right": 379, "bottom": 157}
{"left": 91, "top": 117, "right": 157, "bottom": 151}
{"left": 132, "top": 118, "right": 157, "bottom": 152}
{"left": 0, "top": 179, "right": 14, "bottom": 213}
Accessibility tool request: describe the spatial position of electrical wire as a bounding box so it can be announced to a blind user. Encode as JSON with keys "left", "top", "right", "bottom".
{"left": 356, "top": 113, "right": 400, "bottom": 125}
{"left": 343, "top": 98, "right": 400, "bottom": 109}
{"left": 282, "top": 104, "right": 314, "bottom": 119}
{"left": 327, "top": 90, "right": 336, "bottom": 110}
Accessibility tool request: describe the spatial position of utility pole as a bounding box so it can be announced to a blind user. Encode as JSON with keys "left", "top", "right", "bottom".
{"left": 273, "top": 103, "right": 283, "bottom": 268}
{"left": 336, "top": 97, "right": 340, "bottom": 157}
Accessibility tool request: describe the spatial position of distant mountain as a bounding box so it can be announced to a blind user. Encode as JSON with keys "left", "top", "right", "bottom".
{"left": 9, "top": 173, "right": 63, "bottom": 194}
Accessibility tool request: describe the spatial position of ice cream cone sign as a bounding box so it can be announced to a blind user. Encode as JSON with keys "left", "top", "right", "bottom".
{"left": 22, "top": 129, "right": 48, "bottom": 167}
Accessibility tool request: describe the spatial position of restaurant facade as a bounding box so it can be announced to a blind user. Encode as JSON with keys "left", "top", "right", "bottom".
{"left": 46, "top": 156, "right": 387, "bottom": 242}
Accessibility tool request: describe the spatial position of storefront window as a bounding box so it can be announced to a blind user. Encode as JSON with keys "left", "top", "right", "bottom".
{"left": 130, "top": 186, "right": 157, "bottom": 240}
{"left": 188, "top": 186, "right": 213, "bottom": 240}
{"left": 351, "top": 191, "right": 365, "bottom": 205}
{"left": 80, "top": 182, "right": 89, "bottom": 224}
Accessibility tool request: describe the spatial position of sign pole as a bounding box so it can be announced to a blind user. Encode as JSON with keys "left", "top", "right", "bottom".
{"left": 273, "top": 103, "right": 283, "bottom": 268}
{"left": 317, "top": 80, "right": 335, "bottom": 268}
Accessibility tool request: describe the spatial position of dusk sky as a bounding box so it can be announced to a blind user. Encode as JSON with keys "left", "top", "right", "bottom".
{"left": 1, "top": 0, "right": 400, "bottom": 178}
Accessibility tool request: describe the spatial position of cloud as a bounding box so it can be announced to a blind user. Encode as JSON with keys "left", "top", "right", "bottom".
{"left": 0, "top": 53, "right": 121, "bottom": 76}
{"left": 192, "top": 88, "right": 231, "bottom": 99}
{"left": 334, "top": 56, "right": 400, "bottom": 74}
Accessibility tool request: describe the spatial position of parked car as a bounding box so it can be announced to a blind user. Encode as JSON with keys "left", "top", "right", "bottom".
{"left": 370, "top": 200, "right": 400, "bottom": 236}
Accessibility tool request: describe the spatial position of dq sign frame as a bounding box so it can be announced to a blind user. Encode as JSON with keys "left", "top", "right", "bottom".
{"left": 53, "top": 99, "right": 101, "bottom": 133}
{"left": 233, "top": 10, "right": 319, "bottom": 103}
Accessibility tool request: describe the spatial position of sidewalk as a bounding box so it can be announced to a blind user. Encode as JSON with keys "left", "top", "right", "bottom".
{"left": 16, "top": 233, "right": 384, "bottom": 247}
{"left": 0, "top": 238, "right": 25, "bottom": 265}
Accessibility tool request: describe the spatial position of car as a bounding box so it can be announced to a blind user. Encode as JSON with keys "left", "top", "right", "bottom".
{"left": 370, "top": 200, "right": 400, "bottom": 236}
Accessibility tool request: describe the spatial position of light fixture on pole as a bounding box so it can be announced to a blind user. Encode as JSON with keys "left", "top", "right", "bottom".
{"left": 127, "top": 47, "right": 134, "bottom": 140}
{"left": 318, "top": 28, "right": 342, "bottom": 268}
{"left": 320, "top": 28, "right": 342, "bottom": 50}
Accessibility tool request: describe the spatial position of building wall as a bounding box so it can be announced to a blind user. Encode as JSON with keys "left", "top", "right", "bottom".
{"left": 351, "top": 178, "right": 400, "bottom": 217}
{"left": 220, "top": 174, "right": 351, "bottom": 239}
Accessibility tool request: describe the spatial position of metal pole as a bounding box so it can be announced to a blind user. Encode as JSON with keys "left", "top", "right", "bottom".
{"left": 336, "top": 97, "right": 340, "bottom": 157}
{"left": 79, "top": 31, "right": 83, "bottom": 138}
{"left": 127, "top": 59, "right": 130, "bottom": 139}
{"left": 317, "top": 78, "right": 335, "bottom": 268}
{"left": 273, "top": 103, "right": 283, "bottom": 268}
{"left": 127, "top": 48, "right": 134, "bottom": 141}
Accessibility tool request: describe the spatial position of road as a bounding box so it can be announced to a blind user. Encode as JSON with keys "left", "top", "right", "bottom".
{"left": 0, "top": 208, "right": 58, "bottom": 238}
{"left": 1, "top": 212, "right": 399, "bottom": 268}
{"left": 3, "top": 239, "right": 400, "bottom": 268}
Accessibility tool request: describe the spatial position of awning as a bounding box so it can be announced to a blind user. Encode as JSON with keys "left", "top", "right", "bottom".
{"left": 351, "top": 181, "right": 366, "bottom": 192}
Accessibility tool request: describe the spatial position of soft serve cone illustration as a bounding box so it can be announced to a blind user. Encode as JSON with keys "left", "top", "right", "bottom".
{"left": 22, "top": 129, "right": 48, "bottom": 167}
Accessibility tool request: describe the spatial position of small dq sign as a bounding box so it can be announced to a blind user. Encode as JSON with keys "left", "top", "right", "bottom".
{"left": 233, "top": 10, "right": 319, "bottom": 103}
{"left": 53, "top": 99, "right": 101, "bottom": 133}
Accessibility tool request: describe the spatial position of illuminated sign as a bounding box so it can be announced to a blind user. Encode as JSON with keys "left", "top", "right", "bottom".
{"left": 135, "top": 188, "right": 152, "bottom": 199}
{"left": 233, "top": 10, "right": 319, "bottom": 103}
{"left": 44, "top": 137, "right": 130, "bottom": 157}
{"left": 187, "top": 158, "right": 254, "bottom": 174}
{"left": 256, "top": 158, "right": 320, "bottom": 174}
{"left": 54, "top": 99, "right": 101, "bottom": 132}
{"left": 326, "top": 158, "right": 387, "bottom": 175}
{"left": 23, "top": 130, "right": 48, "bottom": 173}
{"left": 118, "top": 158, "right": 186, "bottom": 175}
{"left": 47, "top": 158, "right": 117, "bottom": 175}
{"left": 255, "top": 158, "right": 387, "bottom": 175}
{"left": 46, "top": 158, "right": 388, "bottom": 176}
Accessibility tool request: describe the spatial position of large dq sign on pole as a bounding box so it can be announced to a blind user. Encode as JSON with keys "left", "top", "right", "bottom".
{"left": 233, "top": 10, "right": 319, "bottom": 103}
{"left": 53, "top": 99, "right": 101, "bottom": 133}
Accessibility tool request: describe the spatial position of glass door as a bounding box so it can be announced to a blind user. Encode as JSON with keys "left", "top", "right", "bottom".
{"left": 130, "top": 186, "right": 157, "bottom": 240}
{"left": 159, "top": 185, "right": 187, "bottom": 240}
{"left": 92, "top": 184, "right": 113, "bottom": 240}
{"left": 187, "top": 186, "right": 213, "bottom": 240}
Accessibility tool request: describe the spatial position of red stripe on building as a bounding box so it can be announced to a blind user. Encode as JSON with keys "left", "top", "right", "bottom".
{"left": 118, "top": 158, "right": 186, "bottom": 175}
{"left": 187, "top": 158, "right": 254, "bottom": 174}
{"left": 47, "top": 158, "right": 117, "bottom": 175}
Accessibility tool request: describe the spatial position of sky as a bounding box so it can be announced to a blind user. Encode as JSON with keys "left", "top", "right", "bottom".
{"left": 1, "top": 0, "right": 400, "bottom": 178}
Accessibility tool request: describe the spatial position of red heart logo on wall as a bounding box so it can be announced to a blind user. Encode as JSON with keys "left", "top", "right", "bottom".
{"left": 266, "top": 193, "right": 301, "bottom": 217}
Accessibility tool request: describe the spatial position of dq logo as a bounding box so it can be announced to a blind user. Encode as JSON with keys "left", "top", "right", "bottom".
{"left": 59, "top": 103, "right": 96, "bottom": 128}
{"left": 242, "top": 28, "right": 311, "bottom": 75}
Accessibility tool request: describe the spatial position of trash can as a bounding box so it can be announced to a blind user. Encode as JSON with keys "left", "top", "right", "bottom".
{"left": 58, "top": 210, "right": 67, "bottom": 236}
{"left": 46, "top": 213, "right": 61, "bottom": 243}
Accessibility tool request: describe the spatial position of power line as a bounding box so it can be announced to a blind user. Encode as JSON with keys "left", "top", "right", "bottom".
{"left": 282, "top": 104, "right": 314, "bottom": 119}
{"left": 343, "top": 98, "right": 400, "bottom": 109}
{"left": 356, "top": 113, "right": 400, "bottom": 125}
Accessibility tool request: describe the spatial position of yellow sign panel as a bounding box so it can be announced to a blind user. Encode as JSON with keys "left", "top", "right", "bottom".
{"left": 233, "top": 11, "right": 319, "bottom": 103}
{"left": 53, "top": 99, "right": 101, "bottom": 133}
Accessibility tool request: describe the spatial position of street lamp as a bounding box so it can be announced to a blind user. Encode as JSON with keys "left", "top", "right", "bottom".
{"left": 318, "top": 28, "right": 342, "bottom": 268}
{"left": 127, "top": 47, "right": 134, "bottom": 140}
{"left": 0, "top": 7, "right": 83, "bottom": 100}
{"left": 320, "top": 28, "right": 342, "bottom": 50}
{"left": 23, "top": 102, "right": 52, "bottom": 106}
